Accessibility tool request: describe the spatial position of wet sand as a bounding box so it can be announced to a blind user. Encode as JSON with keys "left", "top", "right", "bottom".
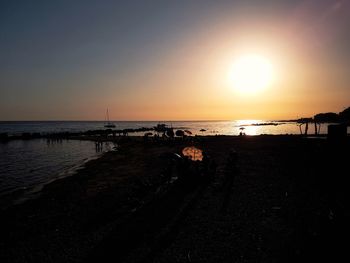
{"left": 0, "top": 135, "right": 349, "bottom": 262}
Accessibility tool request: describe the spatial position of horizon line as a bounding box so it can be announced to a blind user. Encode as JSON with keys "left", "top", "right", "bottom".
{"left": 0, "top": 118, "right": 298, "bottom": 122}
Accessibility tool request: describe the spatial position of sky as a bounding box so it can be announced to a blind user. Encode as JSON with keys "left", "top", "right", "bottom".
{"left": 1, "top": 0, "right": 350, "bottom": 121}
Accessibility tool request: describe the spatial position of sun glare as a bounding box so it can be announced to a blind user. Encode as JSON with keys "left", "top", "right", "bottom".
{"left": 230, "top": 54, "right": 274, "bottom": 95}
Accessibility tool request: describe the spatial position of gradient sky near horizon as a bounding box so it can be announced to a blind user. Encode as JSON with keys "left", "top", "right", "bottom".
{"left": 1, "top": 0, "right": 350, "bottom": 121}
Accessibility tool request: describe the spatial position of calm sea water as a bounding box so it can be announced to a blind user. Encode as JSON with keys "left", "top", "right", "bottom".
{"left": 0, "top": 121, "right": 347, "bottom": 207}
{"left": 0, "top": 120, "right": 339, "bottom": 136}
{"left": 0, "top": 138, "right": 113, "bottom": 207}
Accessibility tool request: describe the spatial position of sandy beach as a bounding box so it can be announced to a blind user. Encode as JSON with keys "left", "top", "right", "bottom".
{"left": 0, "top": 135, "right": 349, "bottom": 263}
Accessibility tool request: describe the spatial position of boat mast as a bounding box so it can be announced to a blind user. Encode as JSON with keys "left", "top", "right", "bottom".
{"left": 106, "top": 108, "right": 110, "bottom": 123}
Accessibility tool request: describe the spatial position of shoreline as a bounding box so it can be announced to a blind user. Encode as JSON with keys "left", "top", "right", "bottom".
{"left": 10, "top": 150, "right": 109, "bottom": 208}
{"left": 0, "top": 140, "right": 116, "bottom": 210}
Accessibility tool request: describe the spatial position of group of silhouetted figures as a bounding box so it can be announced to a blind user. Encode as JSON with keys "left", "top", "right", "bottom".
{"left": 95, "top": 141, "right": 104, "bottom": 152}
{"left": 46, "top": 137, "right": 63, "bottom": 144}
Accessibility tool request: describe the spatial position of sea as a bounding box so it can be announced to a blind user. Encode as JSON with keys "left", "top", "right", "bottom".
{"left": 0, "top": 120, "right": 348, "bottom": 207}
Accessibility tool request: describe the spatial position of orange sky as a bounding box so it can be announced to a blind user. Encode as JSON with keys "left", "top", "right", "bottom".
{"left": 88, "top": 17, "right": 350, "bottom": 121}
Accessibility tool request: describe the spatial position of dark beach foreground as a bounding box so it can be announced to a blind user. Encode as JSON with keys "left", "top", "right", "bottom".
{"left": 0, "top": 135, "right": 349, "bottom": 262}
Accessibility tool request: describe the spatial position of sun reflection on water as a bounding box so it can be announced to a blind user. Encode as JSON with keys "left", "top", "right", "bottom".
{"left": 236, "top": 120, "right": 261, "bottom": 135}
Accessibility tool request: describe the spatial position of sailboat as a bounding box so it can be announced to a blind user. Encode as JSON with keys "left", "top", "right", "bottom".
{"left": 104, "top": 108, "right": 116, "bottom": 128}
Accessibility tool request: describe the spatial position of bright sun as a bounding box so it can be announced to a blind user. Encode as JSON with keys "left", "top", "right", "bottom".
{"left": 230, "top": 54, "right": 274, "bottom": 95}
